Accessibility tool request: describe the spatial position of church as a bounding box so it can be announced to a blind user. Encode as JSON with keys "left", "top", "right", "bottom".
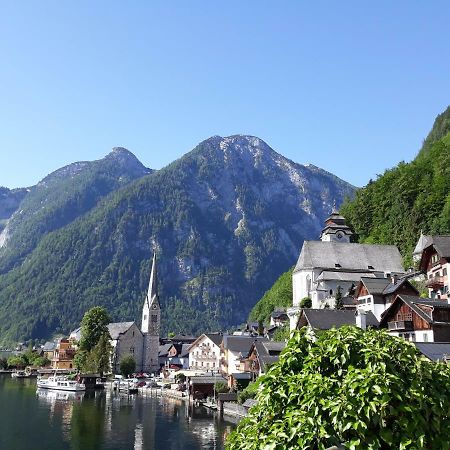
{"left": 288, "top": 209, "right": 405, "bottom": 329}
{"left": 108, "top": 253, "right": 161, "bottom": 373}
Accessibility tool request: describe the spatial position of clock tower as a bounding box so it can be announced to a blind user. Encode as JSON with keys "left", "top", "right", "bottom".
{"left": 141, "top": 253, "right": 160, "bottom": 373}
{"left": 319, "top": 206, "right": 353, "bottom": 243}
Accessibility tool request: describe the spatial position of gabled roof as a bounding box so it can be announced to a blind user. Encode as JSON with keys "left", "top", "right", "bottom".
{"left": 419, "top": 235, "right": 450, "bottom": 270}
{"left": 43, "top": 341, "right": 57, "bottom": 352}
{"left": 223, "top": 336, "right": 266, "bottom": 354}
{"left": 380, "top": 295, "right": 450, "bottom": 327}
{"left": 359, "top": 277, "right": 390, "bottom": 295}
{"left": 414, "top": 343, "right": 450, "bottom": 362}
{"left": 299, "top": 309, "right": 379, "bottom": 330}
{"left": 189, "top": 375, "right": 227, "bottom": 385}
{"left": 413, "top": 233, "right": 433, "bottom": 257}
{"left": 295, "top": 241, "right": 404, "bottom": 273}
{"left": 188, "top": 333, "right": 223, "bottom": 351}
{"left": 382, "top": 278, "right": 419, "bottom": 296}
{"left": 180, "top": 344, "right": 191, "bottom": 358}
{"left": 108, "top": 322, "right": 135, "bottom": 340}
{"left": 158, "top": 343, "right": 172, "bottom": 357}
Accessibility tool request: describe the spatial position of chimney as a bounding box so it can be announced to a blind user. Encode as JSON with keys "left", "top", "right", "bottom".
{"left": 355, "top": 309, "right": 367, "bottom": 330}
{"left": 391, "top": 274, "right": 398, "bottom": 285}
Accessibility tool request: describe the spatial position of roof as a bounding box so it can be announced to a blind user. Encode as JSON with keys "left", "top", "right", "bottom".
{"left": 414, "top": 343, "right": 450, "bottom": 362}
{"left": 360, "top": 277, "right": 390, "bottom": 295}
{"left": 295, "top": 241, "right": 404, "bottom": 273}
{"left": 158, "top": 344, "right": 172, "bottom": 357}
{"left": 230, "top": 372, "right": 252, "bottom": 380}
{"left": 243, "top": 399, "right": 258, "bottom": 409}
{"left": 43, "top": 341, "right": 57, "bottom": 352}
{"left": 430, "top": 235, "right": 450, "bottom": 259}
{"left": 205, "top": 333, "right": 223, "bottom": 346}
{"left": 180, "top": 344, "right": 191, "bottom": 358}
{"left": 189, "top": 375, "right": 227, "bottom": 385}
{"left": 318, "top": 271, "right": 377, "bottom": 282}
{"left": 223, "top": 336, "right": 266, "bottom": 354}
{"left": 300, "top": 309, "right": 379, "bottom": 330}
{"left": 381, "top": 295, "right": 450, "bottom": 326}
{"left": 383, "top": 278, "right": 419, "bottom": 296}
{"left": 413, "top": 233, "right": 433, "bottom": 256}
{"left": 107, "top": 322, "right": 135, "bottom": 340}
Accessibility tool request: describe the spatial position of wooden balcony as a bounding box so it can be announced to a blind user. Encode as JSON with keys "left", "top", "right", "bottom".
{"left": 388, "top": 320, "right": 413, "bottom": 331}
{"left": 426, "top": 276, "right": 445, "bottom": 289}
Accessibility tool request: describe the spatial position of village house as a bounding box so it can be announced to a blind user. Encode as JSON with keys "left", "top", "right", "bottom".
{"left": 414, "top": 342, "right": 450, "bottom": 362}
{"left": 269, "top": 308, "right": 289, "bottom": 327}
{"left": 163, "top": 343, "right": 190, "bottom": 370}
{"left": 288, "top": 210, "right": 404, "bottom": 330}
{"left": 242, "top": 340, "right": 286, "bottom": 378}
{"left": 52, "top": 338, "right": 76, "bottom": 370}
{"left": 379, "top": 294, "right": 450, "bottom": 342}
{"left": 220, "top": 335, "right": 266, "bottom": 376}
{"left": 417, "top": 235, "right": 450, "bottom": 300}
{"left": 354, "top": 275, "right": 419, "bottom": 320}
{"left": 188, "top": 333, "right": 222, "bottom": 372}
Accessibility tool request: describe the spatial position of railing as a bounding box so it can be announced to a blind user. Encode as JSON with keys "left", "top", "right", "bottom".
{"left": 426, "top": 276, "right": 445, "bottom": 289}
{"left": 194, "top": 354, "right": 217, "bottom": 360}
{"left": 388, "top": 320, "right": 413, "bottom": 331}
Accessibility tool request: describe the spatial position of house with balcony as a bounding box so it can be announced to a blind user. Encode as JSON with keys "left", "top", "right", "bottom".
{"left": 354, "top": 275, "right": 419, "bottom": 320}
{"left": 417, "top": 235, "right": 450, "bottom": 300}
{"left": 188, "top": 333, "right": 222, "bottom": 372}
{"left": 379, "top": 294, "right": 450, "bottom": 342}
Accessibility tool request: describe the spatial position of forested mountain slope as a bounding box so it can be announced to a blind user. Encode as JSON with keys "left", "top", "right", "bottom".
{"left": 0, "top": 135, "right": 355, "bottom": 344}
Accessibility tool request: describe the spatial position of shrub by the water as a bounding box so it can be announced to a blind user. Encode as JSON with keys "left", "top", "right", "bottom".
{"left": 226, "top": 326, "right": 450, "bottom": 450}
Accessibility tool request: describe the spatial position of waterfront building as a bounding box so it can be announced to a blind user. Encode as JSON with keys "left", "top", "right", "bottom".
{"left": 51, "top": 338, "right": 76, "bottom": 370}
{"left": 188, "top": 333, "right": 222, "bottom": 371}
{"left": 243, "top": 340, "right": 286, "bottom": 378}
{"left": 109, "top": 253, "right": 161, "bottom": 373}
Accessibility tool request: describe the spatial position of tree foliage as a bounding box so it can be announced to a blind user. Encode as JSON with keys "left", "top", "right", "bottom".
{"left": 299, "top": 297, "right": 312, "bottom": 308}
{"left": 249, "top": 267, "right": 293, "bottom": 323}
{"left": 341, "top": 111, "right": 450, "bottom": 267}
{"left": 79, "top": 307, "right": 110, "bottom": 352}
{"left": 272, "top": 324, "right": 290, "bottom": 342}
{"left": 120, "top": 355, "right": 136, "bottom": 377}
{"left": 227, "top": 326, "right": 450, "bottom": 450}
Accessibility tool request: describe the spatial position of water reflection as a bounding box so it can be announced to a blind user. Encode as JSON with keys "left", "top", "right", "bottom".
{"left": 1, "top": 375, "right": 235, "bottom": 450}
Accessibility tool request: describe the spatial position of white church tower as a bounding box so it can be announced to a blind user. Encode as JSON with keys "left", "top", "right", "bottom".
{"left": 141, "top": 253, "right": 161, "bottom": 373}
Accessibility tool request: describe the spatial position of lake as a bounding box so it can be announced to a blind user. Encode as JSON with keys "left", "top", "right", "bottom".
{"left": 0, "top": 374, "right": 235, "bottom": 450}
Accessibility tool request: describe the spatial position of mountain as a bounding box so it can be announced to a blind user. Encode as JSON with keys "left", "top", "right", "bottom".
{"left": 0, "top": 148, "right": 151, "bottom": 273}
{"left": 0, "top": 187, "right": 29, "bottom": 231}
{"left": 341, "top": 107, "right": 450, "bottom": 266}
{"left": 0, "top": 135, "right": 355, "bottom": 344}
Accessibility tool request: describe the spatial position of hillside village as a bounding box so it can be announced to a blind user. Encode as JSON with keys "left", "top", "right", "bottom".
{"left": 7, "top": 207, "right": 449, "bottom": 417}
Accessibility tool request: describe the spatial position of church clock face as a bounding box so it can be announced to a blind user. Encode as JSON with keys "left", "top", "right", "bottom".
{"left": 336, "top": 231, "right": 344, "bottom": 240}
{"left": 152, "top": 303, "right": 158, "bottom": 310}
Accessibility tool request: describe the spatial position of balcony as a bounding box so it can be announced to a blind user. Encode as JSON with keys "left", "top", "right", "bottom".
{"left": 388, "top": 320, "right": 413, "bottom": 331}
{"left": 426, "top": 276, "right": 445, "bottom": 289}
{"left": 194, "top": 353, "right": 217, "bottom": 360}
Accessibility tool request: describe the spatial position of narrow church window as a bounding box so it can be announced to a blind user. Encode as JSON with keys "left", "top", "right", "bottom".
{"left": 144, "top": 315, "right": 147, "bottom": 321}
{"left": 151, "top": 314, "right": 158, "bottom": 323}
{"left": 130, "top": 347, "right": 134, "bottom": 354}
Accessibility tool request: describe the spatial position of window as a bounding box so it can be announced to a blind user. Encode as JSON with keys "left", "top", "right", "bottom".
{"left": 143, "top": 315, "right": 147, "bottom": 321}
{"left": 424, "top": 334, "right": 428, "bottom": 343}
{"left": 151, "top": 314, "right": 158, "bottom": 323}
{"left": 130, "top": 347, "right": 134, "bottom": 354}
{"left": 431, "top": 254, "right": 439, "bottom": 264}
{"left": 444, "top": 268, "right": 448, "bottom": 276}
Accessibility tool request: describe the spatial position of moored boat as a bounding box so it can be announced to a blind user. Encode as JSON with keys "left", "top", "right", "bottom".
{"left": 37, "top": 374, "right": 85, "bottom": 392}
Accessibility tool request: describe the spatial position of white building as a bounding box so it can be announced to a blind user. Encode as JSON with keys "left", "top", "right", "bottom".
{"left": 288, "top": 210, "right": 405, "bottom": 330}
{"left": 188, "top": 334, "right": 222, "bottom": 372}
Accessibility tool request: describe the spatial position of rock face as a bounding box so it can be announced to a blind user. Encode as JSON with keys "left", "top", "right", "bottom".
{"left": 0, "top": 136, "right": 355, "bottom": 343}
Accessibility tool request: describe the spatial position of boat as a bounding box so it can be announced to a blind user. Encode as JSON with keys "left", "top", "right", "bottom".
{"left": 11, "top": 370, "right": 28, "bottom": 378}
{"left": 114, "top": 378, "right": 139, "bottom": 394}
{"left": 37, "top": 374, "right": 86, "bottom": 392}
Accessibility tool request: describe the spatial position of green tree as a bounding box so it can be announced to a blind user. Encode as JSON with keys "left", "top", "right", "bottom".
{"left": 214, "top": 382, "right": 229, "bottom": 394}
{"left": 237, "top": 381, "right": 259, "bottom": 404}
{"left": 0, "top": 357, "right": 7, "bottom": 370}
{"left": 299, "top": 297, "right": 312, "bottom": 308}
{"left": 335, "top": 285, "right": 344, "bottom": 309}
{"left": 120, "top": 355, "right": 136, "bottom": 377}
{"left": 79, "top": 307, "right": 111, "bottom": 352}
{"left": 89, "top": 332, "right": 112, "bottom": 376}
{"left": 227, "top": 326, "right": 450, "bottom": 450}
{"left": 73, "top": 350, "right": 89, "bottom": 372}
{"left": 272, "top": 324, "right": 290, "bottom": 342}
{"left": 7, "top": 355, "right": 27, "bottom": 369}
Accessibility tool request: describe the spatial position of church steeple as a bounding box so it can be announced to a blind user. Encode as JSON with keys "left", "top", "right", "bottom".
{"left": 319, "top": 207, "right": 353, "bottom": 243}
{"left": 141, "top": 253, "right": 161, "bottom": 335}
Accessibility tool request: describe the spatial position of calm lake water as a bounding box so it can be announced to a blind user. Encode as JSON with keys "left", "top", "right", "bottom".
{"left": 0, "top": 374, "right": 235, "bottom": 450}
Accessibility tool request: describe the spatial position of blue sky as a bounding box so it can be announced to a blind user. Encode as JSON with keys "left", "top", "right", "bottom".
{"left": 1, "top": 1, "right": 449, "bottom": 188}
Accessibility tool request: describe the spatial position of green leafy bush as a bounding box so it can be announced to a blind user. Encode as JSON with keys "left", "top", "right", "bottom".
{"left": 237, "top": 381, "right": 259, "bottom": 404}
{"left": 214, "top": 382, "right": 229, "bottom": 394}
{"left": 299, "top": 297, "right": 312, "bottom": 308}
{"left": 227, "top": 326, "right": 450, "bottom": 450}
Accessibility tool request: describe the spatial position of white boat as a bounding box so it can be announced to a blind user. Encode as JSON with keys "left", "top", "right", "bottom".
{"left": 37, "top": 375, "right": 86, "bottom": 392}
{"left": 11, "top": 370, "right": 28, "bottom": 378}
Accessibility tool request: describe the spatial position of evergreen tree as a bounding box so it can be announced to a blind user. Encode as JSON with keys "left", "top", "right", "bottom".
{"left": 120, "top": 355, "right": 136, "bottom": 377}
{"left": 335, "top": 286, "right": 344, "bottom": 310}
